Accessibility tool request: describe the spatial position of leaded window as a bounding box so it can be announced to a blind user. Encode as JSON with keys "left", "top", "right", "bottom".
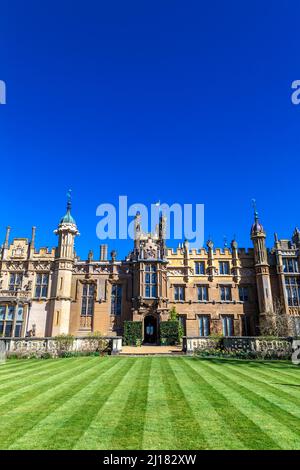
{"left": 199, "top": 315, "right": 210, "bottom": 336}
{"left": 197, "top": 285, "right": 208, "bottom": 301}
{"left": 219, "top": 261, "right": 230, "bottom": 275}
{"left": 220, "top": 285, "right": 232, "bottom": 301}
{"left": 283, "top": 258, "right": 299, "bottom": 273}
{"left": 81, "top": 284, "right": 95, "bottom": 316}
{"left": 0, "top": 305, "right": 24, "bottom": 337}
{"left": 9, "top": 273, "right": 22, "bottom": 292}
{"left": 195, "top": 261, "right": 205, "bottom": 275}
{"left": 174, "top": 285, "right": 185, "bottom": 301}
{"left": 35, "top": 274, "right": 49, "bottom": 298}
{"left": 222, "top": 315, "right": 234, "bottom": 336}
{"left": 285, "top": 277, "right": 300, "bottom": 306}
{"left": 111, "top": 284, "right": 122, "bottom": 315}
{"left": 144, "top": 265, "right": 157, "bottom": 298}
{"left": 239, "top": 286, "right": 249, "bottom": 302}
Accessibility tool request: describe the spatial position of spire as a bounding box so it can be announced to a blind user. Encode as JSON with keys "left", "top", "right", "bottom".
{"left": 60, "top": 189, "right": 76, "bottom": 225}
{"left": 3, "top": 226, "right": 10, "bottom": 249}
{"left": 250, "top": 199, "right": 264, "bottom": 237}
{"left": 292, "top": 227, "right": 300, "bottom": 246}
{"left": 252, "top": 198, "right": 259, "bottom": 222}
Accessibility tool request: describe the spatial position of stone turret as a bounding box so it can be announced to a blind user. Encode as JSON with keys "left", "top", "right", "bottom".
{"left": 49, "top": 192, "right": 79, "bottom": 335}
{"left": 250, "top": 200, "right": 273, "bottom": 330}
{"left": 292, "top": 227, "right": 300, "bottom": 247}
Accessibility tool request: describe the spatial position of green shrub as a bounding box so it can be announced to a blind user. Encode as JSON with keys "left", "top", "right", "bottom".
{"left": 87, "top": 331, "right": 109, "bottom": 353}
{"left": 160, "top": 321, "right": 180, "bottom": 345}
{"left": 40, "top": 352, "right": 52, "bottom": 359}
{"left": 54, "top": 334, "right": 74, "bottom": 357}
{"left": 124, "top": 321, "right": 142, "bottom": 346}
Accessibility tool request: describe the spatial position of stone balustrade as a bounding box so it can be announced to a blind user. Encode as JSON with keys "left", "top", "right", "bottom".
{"left": 0, "top": 335, "right": 123, "bottom": 357}
{"left": 182, "top": 336, "right": 294, "bottom": 357}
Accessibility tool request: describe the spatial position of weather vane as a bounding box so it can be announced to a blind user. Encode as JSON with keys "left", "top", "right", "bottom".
{"left": 251, "top": 198, "right": 258, "bottom": 219}
{"left": 67, "top": 189, "right": 72, "bottom": 203}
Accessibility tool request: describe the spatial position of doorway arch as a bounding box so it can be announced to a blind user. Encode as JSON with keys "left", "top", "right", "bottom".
{"left": 143, "top": 315, "right": 157, "bottom": 344}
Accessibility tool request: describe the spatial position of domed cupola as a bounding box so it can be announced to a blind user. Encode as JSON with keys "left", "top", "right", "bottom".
{"left": 60, "top": 199, "right": 76, "bottom": 226}
{"left": 54, "top": 191, "right": 79, "bottom": 260}
{"left": 250, "top": 199, "right": 265, "bottom": 237}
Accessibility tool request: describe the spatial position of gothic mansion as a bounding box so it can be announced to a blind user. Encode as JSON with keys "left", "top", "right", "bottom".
{"left": 0, "top": 201, "right": 300, "bottom": 341}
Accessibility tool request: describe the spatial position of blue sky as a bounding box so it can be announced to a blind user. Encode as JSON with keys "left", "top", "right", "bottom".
{"left": 0, "top": 1, "right": 300, "bottom": 259}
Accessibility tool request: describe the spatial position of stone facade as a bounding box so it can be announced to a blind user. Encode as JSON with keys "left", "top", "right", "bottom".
{"left": 0, "top": 201, "right": 300, "bottom": 342}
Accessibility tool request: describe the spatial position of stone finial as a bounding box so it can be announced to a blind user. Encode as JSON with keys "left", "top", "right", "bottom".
{"left": 111, "top": 250, "right": 117, "bottom": 262}
{"left": 31, "top": 226, "right": 36, "bottom": 249}
{"left": 4, "top": 226, "right": 10, "bottom": 248}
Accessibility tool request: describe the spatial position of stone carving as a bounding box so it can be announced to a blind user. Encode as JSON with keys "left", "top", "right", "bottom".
{"left": 74, "top": 265, "right": 88, "bottom": 274}
{"left": 93, "top": 265, "right": 110, "bottom": 274}
{"left": 34, "top": 261, "right": 51, "bottom": 271}
{"left": 6, "top": 261, "right": 25, "bottom": 271}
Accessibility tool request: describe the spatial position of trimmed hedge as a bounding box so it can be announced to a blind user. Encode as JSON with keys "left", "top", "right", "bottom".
{"left": 160, "top": 321, "right": 180, "bottom": 345}
{"left": 124, "top": 321, "right": 143, "bottom": 346}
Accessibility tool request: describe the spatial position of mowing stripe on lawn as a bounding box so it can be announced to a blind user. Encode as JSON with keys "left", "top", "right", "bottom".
{"left": 0, "top": 356, "right": 98, "bottom": 411}
{"left": 0, "top": 359, "right": 44, "bottom": 374}
{"left": 0, "top": 357, "right": 119, "bottom": 449}
{"left": 236, "top": 362, "right": 300, "bottom": 389}
{"left": 107, "top": 357, "right": 152, "bottom": 450}
{"left": 142, "top": 358, "right": 176, "bottom": 450}
{"left": 231, "top": 360, "right": 300, "bottom": 385}
{"left": 160, "top": 358, "right": 208, "bottom": 450}
{"left": 168, "top": 358, "right": 246, "bottom": 450}
{"left": 202, "top": 360, "right": 300, "bottom": 426}
{"left": 190, "top": 359, "right": 300, "bottom": 449}
{"left": 223, "top": 362, "right": 300, "bottom": 406}
{"left": 73, "top": 358, "right": 144, "bottom": 450}
{"left": 0, "top": 357, "right": 83, "bottom": 394}
{"left": 179, "top": 358, "right": 277, "bottom": 450}
{"left": 0, "top": 358, "right": 48, "bottom": 371}
{"left": 0, "top": 359, "right": 66, "bottom": 384}
{"left": 10, "top": 357, "right": 134, "bottom": 450}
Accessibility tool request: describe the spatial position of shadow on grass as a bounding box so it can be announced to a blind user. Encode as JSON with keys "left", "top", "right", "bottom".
{"left": 273, "top": 383, "right": 300, "bottom": 387}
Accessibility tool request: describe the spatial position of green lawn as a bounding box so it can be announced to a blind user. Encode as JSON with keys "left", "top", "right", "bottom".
{"left": 0, "top": 356, "right": 300, "bottom": 450}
